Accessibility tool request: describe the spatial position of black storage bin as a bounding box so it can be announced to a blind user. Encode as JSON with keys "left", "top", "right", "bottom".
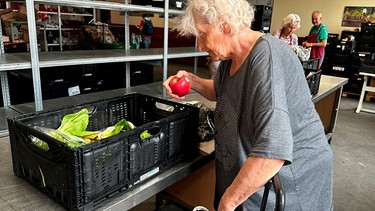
{"left": 130, "top": 62, "right": 154, "bottom": 86}
{"left": 333, "top": 52, "right": 351, "bottom": 66}
{"left": 357, "top": 43, "right": 375, "bottom": 53}
{"left": 341, "top": 30, "right": 360, "bottom": 41}
{"left": 327, "top": 33, "right": 339, "bottom": 43}
{"left": 361, "top": 22, "right": 375, "bottom": 34}
{"left": 302, "top": 58, "right": 319, "bottom": 71}
{"left": 7, "top": 93, "right": 199, "bottom": 211}
{"left": 330, "top": 64, "right": 348, "bottom": 77}
{"left": 359, "top": 34, "right": 375, "bottom": 47}
{"left": 359, "top": 61, "right": 375, "bottom": 74}
{"left": 306, "top": 70, "right": 322, "bottom": 96}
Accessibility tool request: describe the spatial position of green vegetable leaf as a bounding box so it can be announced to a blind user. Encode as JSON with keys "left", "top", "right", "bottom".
{"left": 140, "top": 130, "right": 152, "bottom": 140}
{"left": 100, "top": 119, "right": 127, "bottom": 139}
{"left": 69, "top": 130, "right": 100, "bottom": 137}
{"left": 57, "top": 108, "right": 89, "bottom": 133}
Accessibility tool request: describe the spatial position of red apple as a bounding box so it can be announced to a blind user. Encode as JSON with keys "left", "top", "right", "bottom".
{"left": 169, "top": 75, "right": 191, "bottom": 97}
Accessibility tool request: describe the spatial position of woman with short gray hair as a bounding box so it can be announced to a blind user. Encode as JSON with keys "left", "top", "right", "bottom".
{"left": 273, "top": 13, "right": 301, "bottom": 46}
{"left": 164, "top": 1, "right": 333, "bottom": 210}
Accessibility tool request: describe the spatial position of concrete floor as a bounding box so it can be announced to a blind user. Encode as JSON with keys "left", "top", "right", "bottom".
{"left": 0, "top": 62, "right": 374, "bottom": 210}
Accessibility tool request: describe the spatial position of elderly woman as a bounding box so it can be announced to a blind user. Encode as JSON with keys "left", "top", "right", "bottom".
{"left": 272, "top": 14, "right": 301, "bottom": 46}
{"left": 163, "top": 0, "right": 333, "bottom": 210}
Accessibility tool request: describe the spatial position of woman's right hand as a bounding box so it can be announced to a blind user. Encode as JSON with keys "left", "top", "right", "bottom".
{"left": 162, "top": 70, "right": 191, "bottom": 99}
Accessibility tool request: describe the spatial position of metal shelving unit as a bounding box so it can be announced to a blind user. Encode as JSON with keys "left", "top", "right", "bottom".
{"left": 0, "top": 0, "right": 207, "bottom": 136}
{"left": 0, "top": 0, "right": 208, "bottom": 112}
{"left": 39, "top": 7, "right": 94, "bottom": 52}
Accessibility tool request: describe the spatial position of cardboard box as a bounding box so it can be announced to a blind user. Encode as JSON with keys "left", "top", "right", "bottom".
{"left": 0, "top": 8, "right": 12, "bottom": 16}
{"left": 2, "top": 36, "right": 10, "bottom": 43}
{"left": 1, "top": 11, "right": 17, "bottom": 21}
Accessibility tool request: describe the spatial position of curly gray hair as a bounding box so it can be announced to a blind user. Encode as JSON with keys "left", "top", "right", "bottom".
{"left": 172, "top": 0, "right": 255, "bottom": 37}
{"left": 281, "top": 13, "right": 301, "bottom": 29}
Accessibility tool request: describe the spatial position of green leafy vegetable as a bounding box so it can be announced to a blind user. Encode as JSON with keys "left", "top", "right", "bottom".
{"left": 140, "top": 130, "right": 152, "bottom": 140}
{"left": 57, "top": 108, "right": 89, "bottom": 133}
{"left": 32, "top": 108, "right": 136, "bottom": 149}
{"left": 100, "top": 119, "right": 128, "bottom": 139}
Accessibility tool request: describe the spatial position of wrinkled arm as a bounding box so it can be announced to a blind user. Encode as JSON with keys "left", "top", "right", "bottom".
{"left": 188, "top": 72, "right": 216, "bottom": 101}
{"left": 218, "top": 156, "right": 285, "bottom": 211}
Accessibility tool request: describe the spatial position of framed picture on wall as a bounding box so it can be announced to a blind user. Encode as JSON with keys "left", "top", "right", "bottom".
{"left": 341, "top": 6, "right": 374, "bottom": 27}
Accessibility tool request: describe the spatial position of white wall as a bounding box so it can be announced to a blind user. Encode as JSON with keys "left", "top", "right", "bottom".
{"left": 271, "top": 0, "right": 375, "bottom": 38}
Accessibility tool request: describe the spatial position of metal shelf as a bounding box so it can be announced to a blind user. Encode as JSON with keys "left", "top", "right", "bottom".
{"left": 34, "top": 0, "right": 172, "bottom": 13}
{"left": 38, "top": 11, "right": 94, "bottom": 17}
{"left": 0, "top": 47, "right": 207, "bottom": 70}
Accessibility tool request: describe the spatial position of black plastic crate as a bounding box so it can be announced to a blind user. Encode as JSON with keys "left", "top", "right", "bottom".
{"left": 361, "top": 22, "right": 375, "bottom": 34}
{"left": 302, "top": 58, "right": 319, "bottom": 71}
{"left": 359, "top": 61, "right": 375, "bottom": 74}
{"left": 306, "top": 70, "right": 322, "bottom": 96}
{"left": 7, "top": 93, "right": 199, "bottom": 210}
{"left": 360, "top": 34, "right": 375, "bottom": 47}
{"left": 357, "top": 43, "right": 375, "bottom": 53}
{"left": 130, "top": 62, "right": 154, "bottom": 86}
{"left": 330, "top": 64, "right": 348, "bottom": 77}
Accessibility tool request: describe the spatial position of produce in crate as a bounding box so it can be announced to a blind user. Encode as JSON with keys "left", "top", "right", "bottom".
{"left": 32, "top": 108, "right": 135, "bottom": 149}
{"left": 33, "top": 126, "right": 89, "bottom": 149}
{"left": 8, "top": 93, "right": 199, "bottom": 210}
{"left": 140, "top": 130, "right": 152, "bottom": 140}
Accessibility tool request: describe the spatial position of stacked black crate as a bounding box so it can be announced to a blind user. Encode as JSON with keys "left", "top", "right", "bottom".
{"left": 41, "top": 66, "right": 80, "bottom": 99}
{"left": 329, "top": 41, "right": 354, "bottom": 78}
{"left": 130, "top": 62, "right": 154, "bottom": 86}
{"left": 321, "top": 33, "right": 339, "bottom": 74}
{"left": 79, "top": 64, "right": 101, "bottom": 94}
{"left": 328, "top": 30, "right": 359, "bottom": 78}
{"left": 358, "top": 22, "right": 375, "bottom": 53}
{"left": 345, "top": 23, "right": 375, "bottom": 94}
{"left": 346, "top": 52, "right": 372, "bottom": 93}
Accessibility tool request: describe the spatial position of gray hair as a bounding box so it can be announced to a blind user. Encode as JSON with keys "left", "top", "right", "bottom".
{"left": 281, "top": 13, "right": 301, "bottom": 29}
{"left": 172, "top": 0, "right": 255, "bottom": 37}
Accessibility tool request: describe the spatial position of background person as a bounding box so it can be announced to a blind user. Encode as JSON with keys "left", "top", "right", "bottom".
{"left": 302, "top": 11, "right": 328, "bottom": 69}
{"left": 163, "top": 0, "right": 333, "bottom": 210}
{"left": 272, "top": 13, "right": 301, "bottom": 46}
{"left": 137, "top": 14, "right": 153, "bottom": 48}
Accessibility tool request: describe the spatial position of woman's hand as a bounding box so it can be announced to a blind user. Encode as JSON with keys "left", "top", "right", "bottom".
{"left": 162, "top": 70, "right": 191, "bottom": 99}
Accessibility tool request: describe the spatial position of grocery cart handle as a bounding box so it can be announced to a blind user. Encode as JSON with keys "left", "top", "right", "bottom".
{"left": 260, "top": 173, "right": 285, "bottom": 211}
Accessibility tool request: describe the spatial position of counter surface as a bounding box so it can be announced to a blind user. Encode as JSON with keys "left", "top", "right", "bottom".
{"left": 0, "top": 75, "right": 347, "bottom": 210}
{"left": 0, "top": 75, "right": 347, "bottom": 135}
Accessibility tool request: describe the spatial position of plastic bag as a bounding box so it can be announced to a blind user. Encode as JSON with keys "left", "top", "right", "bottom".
{"left": 292, "top": 45, "right": 311, "bottom": 61}
{"left": 184, "top": 101, "right": 215, "bottom": 142}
